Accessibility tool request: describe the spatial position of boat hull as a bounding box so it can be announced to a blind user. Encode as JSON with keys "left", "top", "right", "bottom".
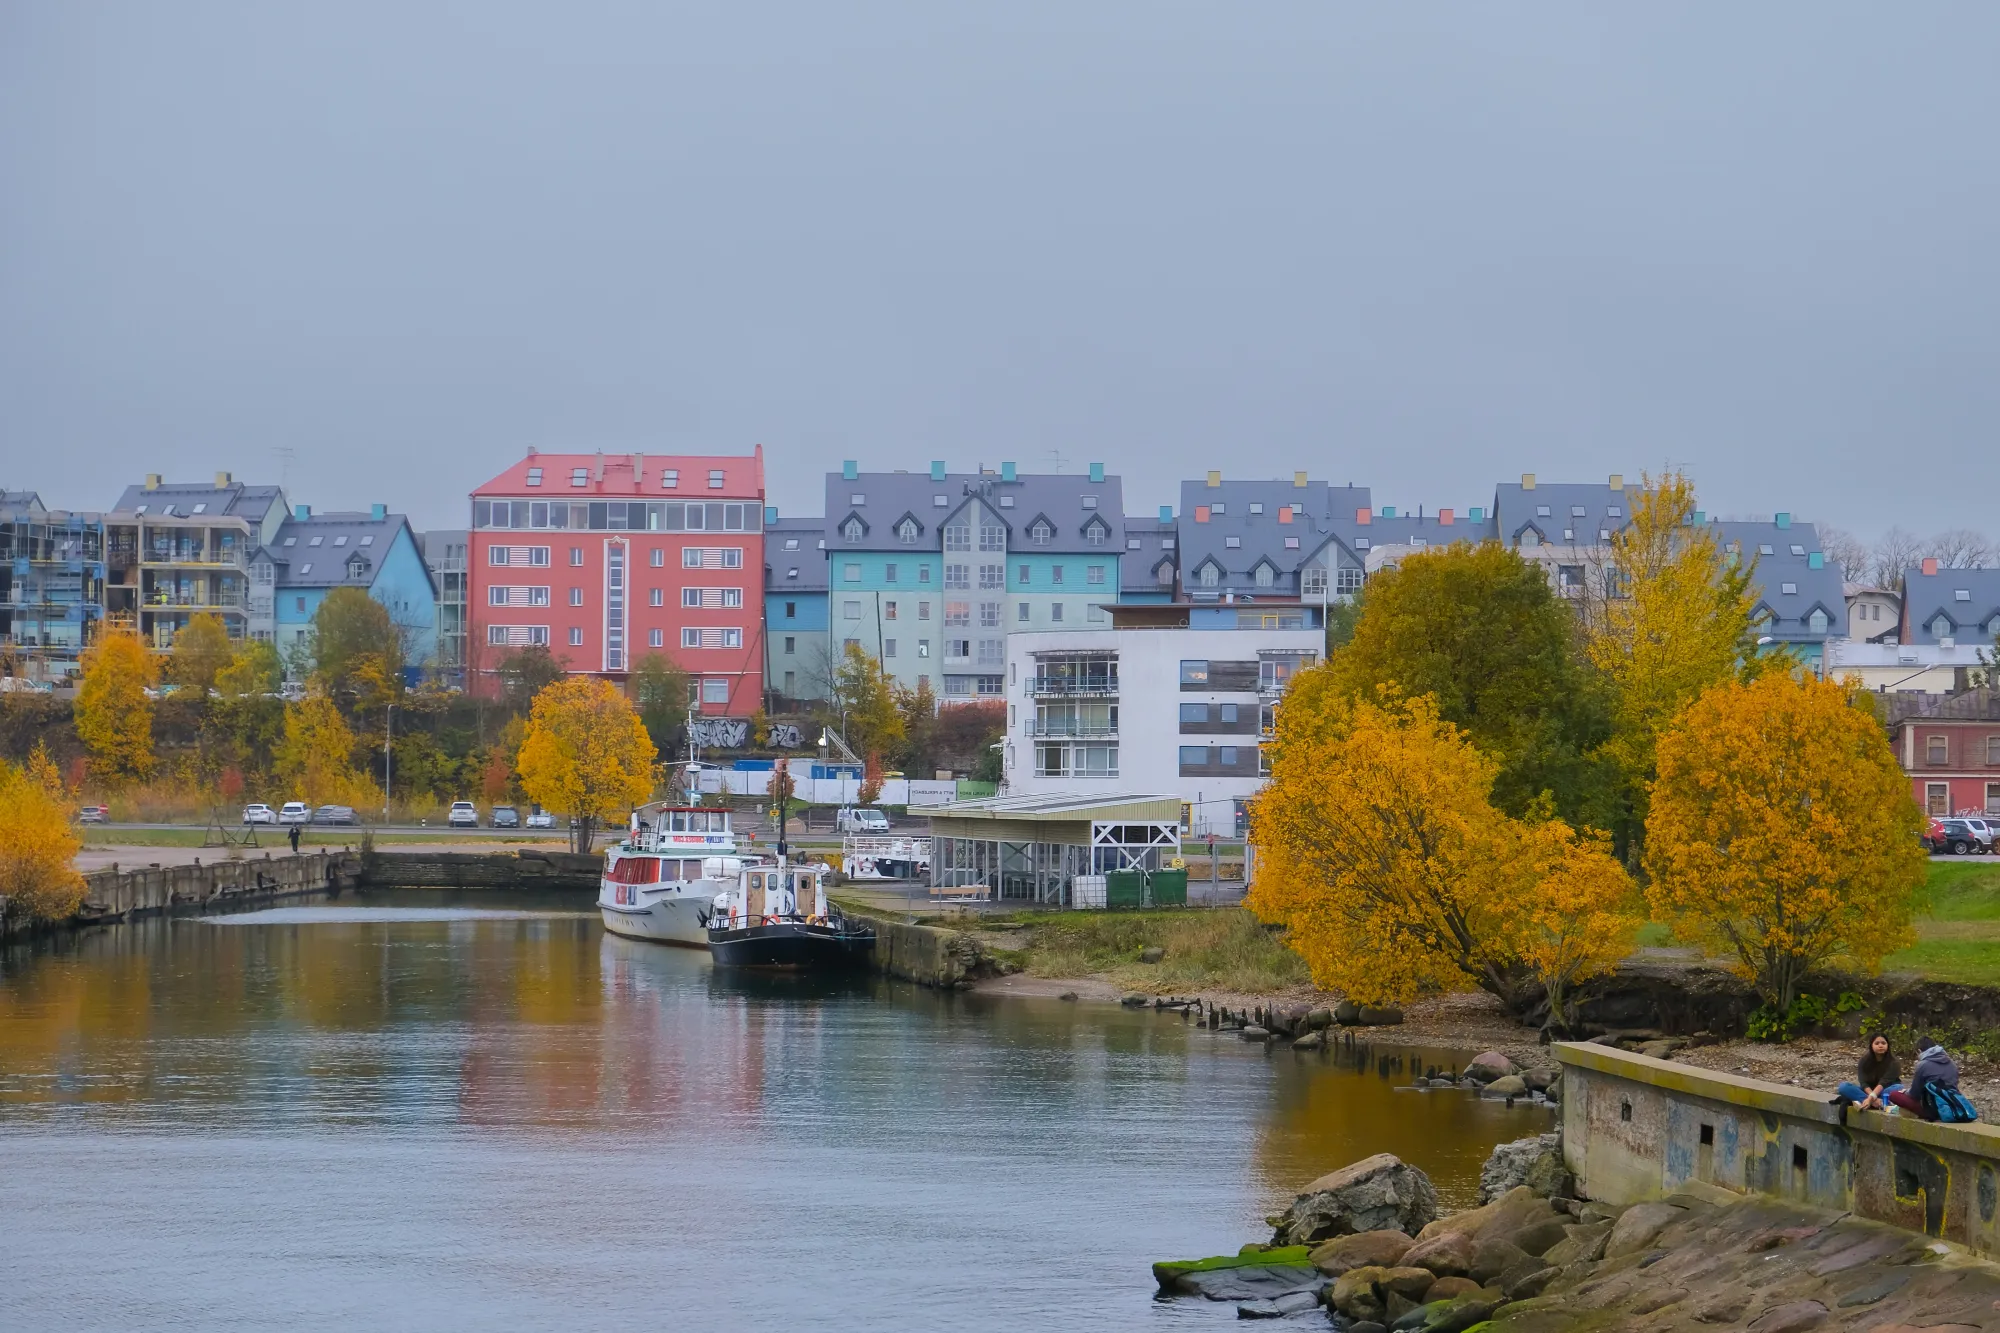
{"left": 598, "top": 887, "right": 714, "bottom": 948}
{"left": 707, "top": 920, "right": 876, "bottom": 970}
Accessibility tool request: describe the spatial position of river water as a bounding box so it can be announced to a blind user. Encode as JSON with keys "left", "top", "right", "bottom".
{"left": 0, "top": 892, "right": 1551, "bottom": 1330}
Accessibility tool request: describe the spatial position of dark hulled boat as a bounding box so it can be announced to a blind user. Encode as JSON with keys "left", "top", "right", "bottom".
{"left": 705, "top": 861, "right": 876, "bottom": 970}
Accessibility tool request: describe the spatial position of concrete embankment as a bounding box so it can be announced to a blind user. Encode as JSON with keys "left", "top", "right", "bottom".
{"left": 850, "top": 911, "right": 990, "bottom": 988}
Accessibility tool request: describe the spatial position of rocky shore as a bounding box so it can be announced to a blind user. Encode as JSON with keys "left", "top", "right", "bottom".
{"left": 1155, "top": 1145, "right": 2000, "bottom": 1330}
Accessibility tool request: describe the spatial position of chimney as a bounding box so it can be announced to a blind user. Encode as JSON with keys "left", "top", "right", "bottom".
{"left": 294, "top": 504, "right": 310, "bottom": 521}
{"left": 842, "top": 460, "right": 858, "bottom": 481}
{"left": 1469, "top": 506, "right": 1485, "bottom": 522}
{"left": 1088, "top": 462, "right": 1104, "bottom": 483}
{"left": 1775, "top": 512, "right": 1791, "bottom": 529}
{"left": 1158, "top": 504, "right": 1172, "bottom": 523}
{"left": 593, "top": 450, "right": 606, "bottom": 483}
{"left": 1356, "top": 508, "right": 1372, "bottom": 526}
{"left": 1439, "top": 509, "right": 1455, "bottom": 526}
{"left": 929, "top": 460, "right": 945, "bottom": 481}
{"left": 1923, "top": 557, "right": 1939, "bottom": 576}
{"left": 215, "top": 471, "right": 232, "bottom": 488}
{"left": 145, "top": 474, "right": 161, "bottom": 490}
{"left": 1206, "top": 470, "right": 1221, "bottom": 488}
{"left": 1521, "top": 473, "right": 1536, "bottom": 491}
{"left": 1000, "top": 461, "right": 1017, "bottom": 482}
{"left": 632, "top": 452, "right": 645, "bottom": 486}
{"left": 1808, "top": 551, "right": 1824, "bottom": 569}
{"left": 765, "top": 505, "right": 778, "bottom": 525}
{"left": 371, "top": 503, "right": 386, "bottom": 520}
{"left": 1294, "top": 472, "right": 1308, "bottom": 488}
{"left": 1608, "top": 473, "right": 1623, "bottom": 491}
{"left": 1381, "top": 506, "right": 1397, "bottom": 519}
{"left": 526, "top": 446, "right": 538, "bottom": 456}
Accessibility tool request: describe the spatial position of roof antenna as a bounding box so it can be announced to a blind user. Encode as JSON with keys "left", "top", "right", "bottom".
{"left": 1045, "top": 448, "right": 1068, "bottom": 474}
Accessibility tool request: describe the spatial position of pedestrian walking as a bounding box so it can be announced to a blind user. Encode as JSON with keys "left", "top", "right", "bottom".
{"left": 288, "top": 823, "right": 301, "bottom": 855}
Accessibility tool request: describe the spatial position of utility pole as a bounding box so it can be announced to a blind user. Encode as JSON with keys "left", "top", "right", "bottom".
{"left": 383, "top": 704, "right": 394, "bottom": 824}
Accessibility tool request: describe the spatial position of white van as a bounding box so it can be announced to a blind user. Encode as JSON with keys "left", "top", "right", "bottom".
{"left": 836, "top": 806, "right": 891, "bottom": 833}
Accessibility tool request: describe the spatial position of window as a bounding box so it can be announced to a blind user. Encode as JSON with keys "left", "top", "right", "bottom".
{"left": 784, "top": 636, "right": 796, "bottom": 654}
{"left": 1989, "top": 736, "right": 2000, "bottom": 766}
{"left": 1087, "top": 565, "right": 1106, "bottom": 585}
{"left": 722, "top": 628, "right": 742, "bottom": 648}
{"left": 1536, "top": 505, "right": 1551, "bottom": 518}
{"left": 1127, "top": 538, "right": 1141, "bottom": 550}
{"left": 1957, "top": 589, "right": 1973, "bottom": 602}
{"left": 1197, "top": 563, "right": 1219, "bottom": 588}
{"left": 295, "top": 597, "right": 305, "bottom": 613}
{"left": 884, "top": 639, "right": 897, "bottom": 657}
{"left": 1017, "top": 564, "right": 1031, "bottom": 585}
{"left": 977, "top": 638, "right": 1003, "bottom": 665}
{"left": 946, "top": 638, "right": 971, "bottom": 661}
{"left": 703, "top": 678, "right": 729, "bottom": 703}
{"left": 571, "top": 468, "right": 589, "bottom": 487}
{"left": 1051, "top": 603, "right": 1064, "bottom": 622}
{"left": 843, "top": 600, "right": 861, "bottom": 620}
{"left": 979, "top": 563, "right": 1004, "bottom": 589}
{"left": 1807, "top": 609, "right": 1828, "bottom": 634}
{"left": 1220, "top": 703, "right": 1238, "bottom": 723}
{"left": 945, "top": 601, "right": 970, "bottom": 627}
{"left": 1934, "top": 615, "right": 1953, "bottom": 638}
{"left": 1929, "top": 783, "right": 1950, "bottom": 816}
{"left": 842, "top": 517, "right": 864, "bottom": 542}
{"left": 1301, "top": 568, "right": 1327, "bottom": 597}
{"left": 1780, "top": 582, "right": 1797, "bottom": 595}
{"left": 298, "top": 563, "right": 312, "bottom": 575}
{"left": 682, "top": 628, "right": 701, "bottom": 648}
{"left": 309, "top": 535, "right": 324, "bottom": 547}
{"left": 943, "top": 520, "right": 971, "bottom": 552}
{"left": 1224, "top": 536, "right": 1241, "bottom": 549}
{"left": 1218, "top": 746, "right": 1238, "bottom": 766}
{"left": 1179, "top": 746, "right": 1208, "bottom": 767}
{"left": 918, "top": 640, "right": 930, "bottom": 658}
{"left": 662, "top": 470, "right": 679, "bottom": 489}
{"left": 884, "top": 563, "right": 897, "bottom": 583}
{"left": 1051, "top": 566, "right": 1064, "bottom": 586}
{"left": 885, "top": 600, "right": 898, "bottom": 620}
{"left": 648, "top": 629, "right": 663, "bottom": 648}
{"left": 360, "top": 535, "right": 373, "bottom": 546}
{"left": 682, "top": 588, "right": 700, "bottom": 607}
{"left": 978, "top": 520, "right": 1005, "bottom": 552}
{"left": 844, "top": 563, "right": 861, "bottom": 582}
{"left": 918, "top": 601, "right": 930, "bottom": 620}
{"left": 572, "top": 587, "right": 585, "bottom": 607}
{"left": 649, "top": 548, "right": 664, "bottom": 567}
{"left": 934, "top": 495, "right": 948, "bottom": 508}
{"left": 1085, "top": 523, "right": 1106, "bottom": 546}
{"left": 571, "top": 547, "right": 584, "bottom": 566}
{"left": 1180, "top": 703, "right": 1207, "bottom": 725}
{"left": 1028, "top": 519, "right": 1053, "bottom": 545}
{"left": 1758, "top": 544, "right": 1774, "bottom": 556}
{"left": 1087, "top": 603, "right": 1105, "bottom": 623}
{"left": 1928, "top": 735, "right": 1949, "bottom": 765}
{"left": 979, "top": 602, "right": 1000, "bottom": 628}
{"left": 1211, "top": 504, "right": 1225, "bottom": 515}
{"left": 897, "top": 519, "right": 919, "bottom": 544}
{"left": 1989, "top": 782, "right": 2000, "bottom": 815}
{"left": 1017, "top": 602, "right": 1029, "bottom": 623}
{"left": 1283, "top": 537, "right": 1299, "bottom": 549}
{"left": 488, "top": 625, "right": 550, "bottom": 647}
{"left": 918, "top": 564, "right": 932, "bottom": 584}
{"left": 709, "top": 470, "right": 725, "bottom": 489}
{"left": 945, "top": 564, "right": 970, "bottom": 590}
{"left": 488, "top": 586, "right": 551, "bottom": 607}
{"left": 1181, "top": 660, "right": 1209, "bottom": 685}
{"left": 1253, "top": 565, "right": 1273, "bottom": 588}
{"left": 1248, "top": 502, "right": 1263, "bottom": 515}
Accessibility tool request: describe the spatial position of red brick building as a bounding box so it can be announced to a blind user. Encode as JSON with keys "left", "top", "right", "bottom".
{"left": 468, "top": 449, "right": 764, "bottom": 714}
{"left": 1888, "top": 690, "right": 2000, "bottom": 817}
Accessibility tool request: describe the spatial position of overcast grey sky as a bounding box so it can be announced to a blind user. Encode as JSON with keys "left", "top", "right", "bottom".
{"left": 4, "top": 3, "right": 1996, "bottom": 537}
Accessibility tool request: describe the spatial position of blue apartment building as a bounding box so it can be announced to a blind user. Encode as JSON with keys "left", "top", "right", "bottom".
{"left": 765, "top": 512, "right": 830, "bottom": 703}
{"left": 260, "top": 504, "right": 439, "bottom": 675}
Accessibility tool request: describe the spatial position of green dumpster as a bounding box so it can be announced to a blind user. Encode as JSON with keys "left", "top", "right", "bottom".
{"left": 1149, "top": 868, "right": 1188, "bottom": 907}
{"left": 1105, "top": 869, "right": 1146, "bottom": 910}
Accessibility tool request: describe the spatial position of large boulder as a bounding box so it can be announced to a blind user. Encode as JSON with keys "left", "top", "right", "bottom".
{"left": 1151, "top": 1247, "right": 1323, "bottom": 1302}
{"left": 1539, "top": 1220, "right": 1612, "bottom": 1267}
{"left": 1329, "top": 1266, "right": 1435, "bottom": 1322}
{"left": 1477, "top": 1133, "right": 1566, "bottom": 1204}
{"left": 1400, "top": 1229, "right": 1476, "bottom": 1278}
{"left": 1603, "top": 1202, "right": 1687, "bottom": 1258}
{"left": 1310, "top": 1229, "right": 1416, "bottom": 1276}
{"left": 1270, "top": 1154, "right": 1439, "bottom": 1246}
{"left": 1463, "top": 1051, "right": 1517, "bottom": 1083}
{"left": 1483, "top": 1075, "right": 1529, "bottom": 1098}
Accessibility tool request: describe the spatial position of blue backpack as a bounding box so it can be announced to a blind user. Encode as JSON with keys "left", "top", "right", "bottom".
{"left": 1924, "top": 1082, "right": 1979, "bottom": 1124}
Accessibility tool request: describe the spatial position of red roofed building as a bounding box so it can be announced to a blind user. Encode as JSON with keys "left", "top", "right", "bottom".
{"left": 468, "top": 449, "right": 765, "bottom": 713}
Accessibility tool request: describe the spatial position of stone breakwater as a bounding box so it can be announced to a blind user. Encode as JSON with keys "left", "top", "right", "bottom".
{"left": 1156, "top": 1149, "right": 2000, "bottom": 1330}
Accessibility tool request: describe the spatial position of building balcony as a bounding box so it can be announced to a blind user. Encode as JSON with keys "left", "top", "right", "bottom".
{"left": 142, "top": 548, "right": 246, "bottom": 569}
{"left": 1027, "top": 676, "right": 1120, "bottom": 698}
{"left": 142, "top": 593, "right": 247, "bottom": 612}
{"left": 1026, "top": 721, "right": 1119, "bottom": 739}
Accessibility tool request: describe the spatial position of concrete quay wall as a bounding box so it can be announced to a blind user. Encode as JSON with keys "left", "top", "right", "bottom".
{"left": 856, "top": 914, "right": 987, "bottom": 989}
{"left": 1560, "top": 1040, "right": 2000, "bottom": 1256}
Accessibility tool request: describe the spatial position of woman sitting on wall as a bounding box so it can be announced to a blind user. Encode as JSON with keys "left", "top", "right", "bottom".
{"left": 1832, "top": 1034, "right": 1903, "bottom": 1112}
{"left": 1887, "top": 1036, "right": 1969, "bottom": 1121}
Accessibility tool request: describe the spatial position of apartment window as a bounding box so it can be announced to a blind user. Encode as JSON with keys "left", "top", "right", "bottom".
{"left": 661, "top": 470, "right": 678, "bottom": 489}
{"left": 979, "top": 601, "right": 1000, "bottom": 628}
{"left": 295, "top": 597, "right": 306, "bottom": 613}
{"left": 943, "top": 520, "right": 971, "bottom": 552}
{"left": 977, "top": 638, "right": 1003, "bottom": 665}
{"left": 1807, "top": 609, "right": 1828, "bottom": 634}
{"left": 1051, "top": 566, "right": 1065, "bottom": 586}
{"left": 703, "top": 677, "right": 729, "bottom": 703}
{"left": 945, "top": 564, "right": 970, "bottom": 590}
{"left": 884, "top": 639, "right": 897, "bottom": 657}
{"left": 918, "top": 601, "right": 931, "bottom": 620}
{"left": 784, "top": 671, "right": 796, "bottom": 693}
{"left": 918, "top": 565, "right": 932, "bottom": 584}
{"left": 843, "top": 600, "right": 861, "bottom": 620}
{"left": 1051, "top": 603, "right": 1064, "bottom": 622}
{"left": 722, "top": 628, "right": 742, "bottom": 648}
{"left": 1933, "top": 616, "right": 1953, "bottom": 638}
{"left": 885, "top": 600, "right": 898, "bottom": 621}
{"left": 1084, "top": 523, "right": 1106, "bottom": 547}
{"left": 1087, "top": 603, "right": 1105, "bottom": 623}
{"left": 682, "top": 628, "right": 701, "bottom": 648}
{"left": 1181, "top": 660, "right": 1209, "bottom": 685}
{"left": 1017, "top": 564, "right": 1031, "bottom": 585}
{"left": 648, "top": 629, "right": 663, "bottom": 648}
{"left": 784, "top": 601, "right": 797, "bottom": 619}
{"left": 1017, "top": 602, "right": 1030, "bottom": 623}
{"left": 1929, "top": 783, "right": 1950, "bottom": 816}
{"left": 842, "top": 517, "right": 864, "bottom": 542}
{"left": 650, "top": 548, "right": 664, "bottom": 567}
{"left": 681, "top": 588, "right": 700, "bottom": 607}
{"left": 1218, "top": 746, "right": 1238, "bottom": 766}
{"left": 1989, "top": 782, "right": 2000, "bottom": 815}
{"left": 1087, "top": 565, "right": 1106, "bottom": 586}
{"left": 918, "top": 640, "right": 930, "bottom": 658}
{"left": 1337, "top": 568, "right": 1363, "bottom": 594}
{"left": 945, "top": 601, "right": 971, "bottom": 628}
{"left": 1179, "top": 746, "right": 1208, "bottom": 767}
{"left": 978, "top": 521, "right": 1005, "bottom": 552}
{"left": 1220, "top": 703, "right": 1238, "bottom": 723}
{"left": 570, "top": 547, "right": 584, "bottom": 566}
{"left": 1029, "top": 520, "right": 1053, "bottom": 546}
{"left": 946, "top": 639, "right": 971, "bottom": 662}
{"left": 571, "top": 587, "right": 585, "bottom": 607}
{"left": 884, "top": 563, "right": 898, "bottom": 583}
{"left": 844, "top": 564, "right": 862, "bottom": 582}
{"left": 1987, "top": 736, "right": 2000, "bottom": 766}
{"left": 1179, "top": 703, "right": 1207, "bottom": 725}
{"left": 1928, "top": 735, "right": 1950, "bottom": 765}
{"left": 1253, "top": 565, "right": 1272, "bottom": 588}
{"left": 783, "top": 636, "right": 797, "bottom": 654}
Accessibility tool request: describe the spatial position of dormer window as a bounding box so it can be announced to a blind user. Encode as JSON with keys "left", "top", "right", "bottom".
{"left": 1082, "top": 516, "right": 1109, "bottom": 546}
{"left": 1808, "top": 609, "right": 1828, "bottom": 634}
{"left": 1196, "top": 561, "right": 1220, "bottom": 588}
{"left": 346, "top": 555, "right": 366, "bottom": 578}
{"left": 842, "top": 516, "right": 865, "bottom": 542}
{"left": 1029, "top": 519, "right": 1054, "bottom": 546}
{"left": 1254, "top": 563, "right": 1274, "bottom": 588}
{"left": 897, "top": 518, "right": 920, "bottom": 544}
{"left": 526, "top": 468, "right": 543, "bottom": 487}
{"left": 1933, "top": 615, "right": 1953, "bottom": 637}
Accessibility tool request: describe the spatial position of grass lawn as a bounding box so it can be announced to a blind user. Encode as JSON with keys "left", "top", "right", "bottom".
{"left": 1881, "top": 860, "right": 2000, "bottom": 984}
{"left": 985, "top": 907, "right": 1312, "bottom": 996}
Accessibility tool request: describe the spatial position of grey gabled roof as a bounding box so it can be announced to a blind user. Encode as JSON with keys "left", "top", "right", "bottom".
{"left": 1710, "top": 519, "right": 1847, "bottom": 642}
{"left": 765, "top": 517, "right": 829, "bottom": 593}
{"left": 1491, "top": 480, "right": 1635, "bottom": 547}
{"left": 823, "top": 469, "right": 1125, "bottom": 556}
{"left": 0, "top": 490, "right": 46, "bottom": 515}
{"left": 267, "top": 512, "right": 418, "bottom": 590}
{"left": 1326, "top": 510, "right": 1493, "bottom": 568}
{"left": 1902, "top": 566, "right": 2000, "bottom": 646}
{"left": 111, "top": 480, "right": 286, "bottom": 524}
{"left": 1119, "top": 512, "right": 1178, "bottom": 595}
{"left": 1175, "top": 478, "right": 1373, "bottom": 596}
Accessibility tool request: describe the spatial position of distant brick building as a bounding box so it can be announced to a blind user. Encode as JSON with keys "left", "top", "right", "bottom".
{"left": 468, "top": 449, "right": 765, "bottom": 714}
{"left": 1888, "top": 689, "right": 2000, "bottom": 817}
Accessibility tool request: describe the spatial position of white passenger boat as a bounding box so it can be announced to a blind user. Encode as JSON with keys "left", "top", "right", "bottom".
{"left": 598, "top": 805, "right": 749, "bottom": 948}
{"left": 840, "top": 835, "right": 932, "bottom": 882}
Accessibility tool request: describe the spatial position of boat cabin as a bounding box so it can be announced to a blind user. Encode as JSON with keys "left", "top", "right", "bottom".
{"left": 629, "top": 805, "right": 736, "bottom": 852}
{"left": 726, "top": 865, "right": 827, "bottom": 924}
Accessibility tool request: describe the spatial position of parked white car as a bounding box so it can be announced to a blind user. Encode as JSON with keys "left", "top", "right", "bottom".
{"left": 277, "top": 802, "right": 311, "bottom": 825}
{"left": 836, "top": 806, "right": 891, "bottom": 833}
{"left": 525, "top": 808, "right": 555, "bottom": 830}
{"left": 447, "top": 801, "right": 479, "bottom": 828}
{"left": 242, "top": 803, "right": 277, "bottom": 825}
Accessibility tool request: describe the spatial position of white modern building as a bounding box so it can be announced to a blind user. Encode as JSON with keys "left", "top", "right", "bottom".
{"left": 1825, "top": 640, "right": 1994, "bottom": 696}
{"left": 999, "top": 603, "right": 1322, "bottom": 837}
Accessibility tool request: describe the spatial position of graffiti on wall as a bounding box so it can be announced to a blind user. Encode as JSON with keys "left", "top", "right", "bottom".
{"left": 689, "top": 718, "right": 750, "bottom": 749}
{"left": 768, "top": 723, "right": 804, "bottom": 750}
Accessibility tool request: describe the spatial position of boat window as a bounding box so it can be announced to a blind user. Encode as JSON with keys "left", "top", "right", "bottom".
{"left": 671, "top": 812, "right": 688, "bottom": 832}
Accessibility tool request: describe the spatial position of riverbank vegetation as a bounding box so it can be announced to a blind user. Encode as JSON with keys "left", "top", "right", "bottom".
{"left": 986, "top": 908, "right": 1313, "bottom": 996}
{"left": 1249, "top": 471, "right": 1928, "bottom": 1033}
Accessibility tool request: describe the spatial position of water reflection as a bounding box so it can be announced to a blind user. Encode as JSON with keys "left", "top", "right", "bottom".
{"left": 0, "top": 894, "right": 1551, "bottom": 1331}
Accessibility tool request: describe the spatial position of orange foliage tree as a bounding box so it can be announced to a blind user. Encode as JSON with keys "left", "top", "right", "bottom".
{"left": 0, "top": 752, "right": 86, "bottom": 922}
{"left": 515, "top": 677, "right": 658, "bottom": 853}
{"left": 1488, "top": 816, "right": 1639, "bottom": 1033}
{"left": 1645, "top": 672, "right": 1927, "bottom": 1010}
{"left": 75, "top": 630, "right": 157, "bottom": 783}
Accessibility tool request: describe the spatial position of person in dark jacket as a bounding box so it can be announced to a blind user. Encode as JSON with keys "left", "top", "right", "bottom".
{"left": 1834, "top": 1034, "right": 1903, "bottom": 1110}
{"left": 1888, "top": 1037, "right": 1960, "bottom": 1120}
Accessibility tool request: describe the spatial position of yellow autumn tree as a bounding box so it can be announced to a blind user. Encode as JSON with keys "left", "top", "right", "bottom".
{"left": 515, "top": 677, "right": 658, "bottom": 853}
{"left": 0, "top": 756, "right": 86, "bottom": 922}
{"left": 74, "top": 630, "right": 158, "bottom": 783}
{"left": 1645, "top": 672, "right": 1927, "bottom": 1010}
{"left": 168, "top": 612, "right": 235, "bottom": 697}
{"left": 1586, "top": 471, "right": 1775, "bottom": 857}
{"left": 1487, "top": 816, "right": 1640, "bottom": 1034}
{"left": 1246, "top": 690, "right": 1525, "bottom": 1006}
{"left": 274, "top": 688, "right": 381, "bottom": 810}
